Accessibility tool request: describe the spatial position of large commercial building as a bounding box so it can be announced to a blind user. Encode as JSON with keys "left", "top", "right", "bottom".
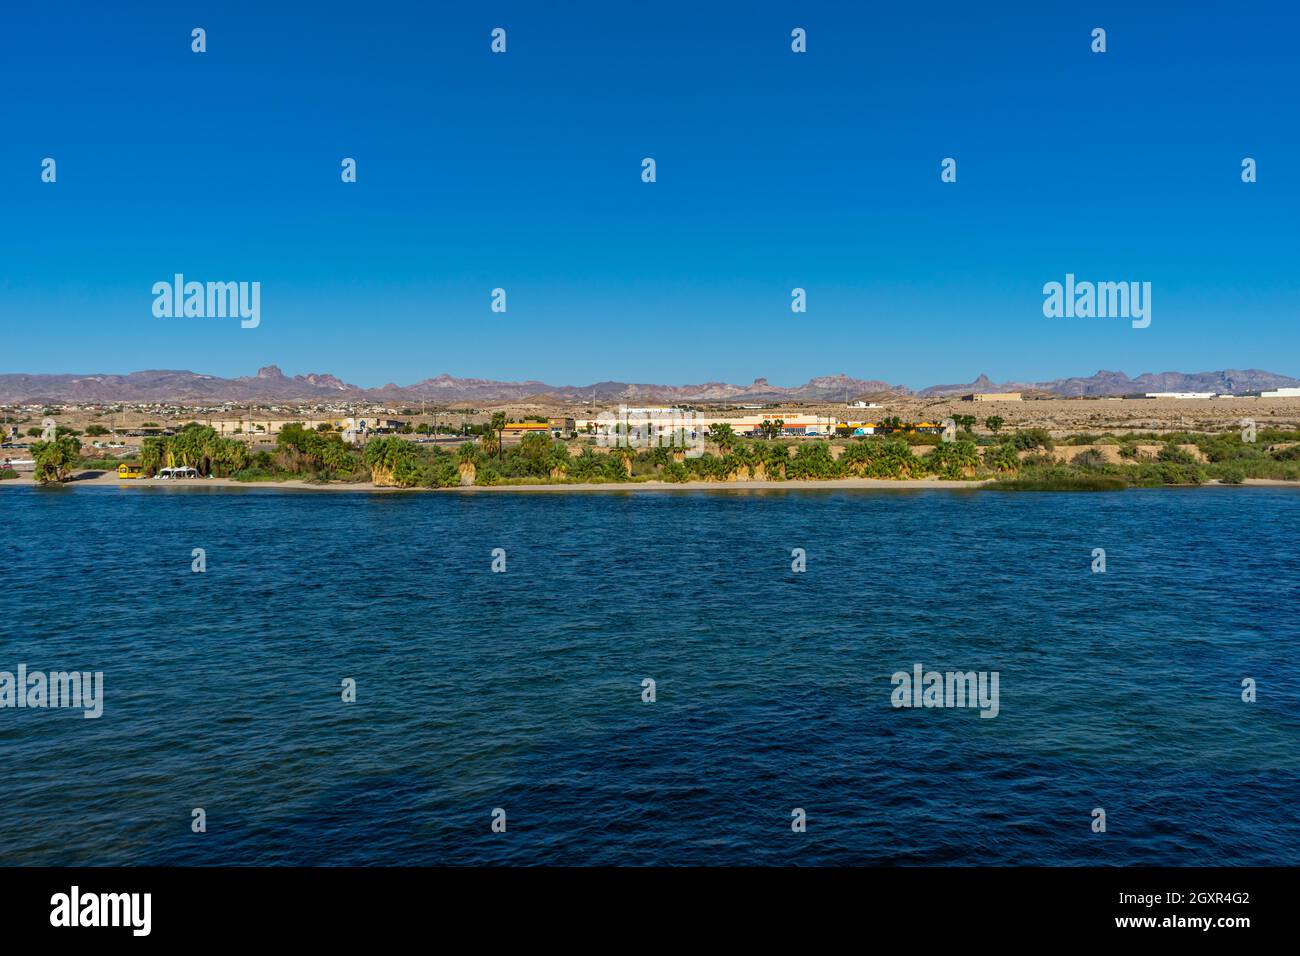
{"left": 502, "top": 418, "right": 575, "bottom": 440}
{"left": 204, "top": 417, "right": 404, "bottom": 436}
{"left": 961, "top": 392, "right": 1022, "bottom": 402}
{"left": 574, "top": 410, "right": 950, "bottom": 439}
{"left": 501, "top": 422, "right": 551, "bottom": 440}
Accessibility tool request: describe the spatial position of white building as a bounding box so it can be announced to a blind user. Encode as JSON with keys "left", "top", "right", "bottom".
{"left": 1261, "top": 387, "right": 1300, "bottom": 398}
{"left": 1145, "top": 392, "right": 1216, "bottom": 400}
{"left": 577, "top": 410, "right": 841, "bottom": 439}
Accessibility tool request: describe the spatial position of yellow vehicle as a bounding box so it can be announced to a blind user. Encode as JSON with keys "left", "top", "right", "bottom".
{"left": 117, "top": 463, "right": 144, "bottom": 479}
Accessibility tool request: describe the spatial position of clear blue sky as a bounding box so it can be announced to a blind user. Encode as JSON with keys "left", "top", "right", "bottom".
{"left": 2, "top": 1, "right": 1297, "bottom": 388}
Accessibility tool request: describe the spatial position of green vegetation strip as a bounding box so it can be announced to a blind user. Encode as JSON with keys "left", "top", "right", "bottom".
{"left": 14, "top": 422, "right": 1300, "bottom": 489}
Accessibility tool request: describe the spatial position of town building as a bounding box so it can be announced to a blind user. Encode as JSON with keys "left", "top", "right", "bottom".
{"left": 502, "top": 422, "right": 552, "bottom": 441}
{"left": 576, "top": 411, "right": 846, "bottom": 439}
{"left": 961, "top": 392, "right": 1022, "bottom": 402}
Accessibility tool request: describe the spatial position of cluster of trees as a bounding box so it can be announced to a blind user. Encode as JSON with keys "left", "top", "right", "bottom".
{"left": 469, "top": 432, "right": 575, "bottom": 484}
{"left": 448, "top": 435, "right": 995, "bottom": 485}
{"left": 362, "top": 437, "right": 459, "bottom": 488}
{"left": 139, "top": 424, "right": 248, "bottom": 477}
{"left": 836, "top": 438, "right": 932, "bottom": 478}
{"left": 31, "top": 434, "right": 83, "bottom": 483}
{"left": 273, "top": 423, "right": 358, "bottom": 476}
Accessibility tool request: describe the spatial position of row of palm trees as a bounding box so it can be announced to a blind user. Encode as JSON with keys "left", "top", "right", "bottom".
{"left": 30, "top": 426, "right": 1022, "bottom": 487}
{"left": 447, "top": 436, "right": 1006, "bottom": 484}
{"left": 363, "top": 437, "right": 460, "bottom": 487}
{"left": 139, "top": 425, "right": 249, "bottom": 477}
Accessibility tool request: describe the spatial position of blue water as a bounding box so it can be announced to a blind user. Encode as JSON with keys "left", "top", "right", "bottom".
{"left": 1, "top": 484, "right": 1298, "bottom": 866}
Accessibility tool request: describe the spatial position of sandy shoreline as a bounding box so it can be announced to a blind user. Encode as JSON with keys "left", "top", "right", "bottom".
{"left": 4, "top": 473, "right": 1300, "bottom": 493}
{"left": 1, "top": 472, "right": 991, "bottom": 492}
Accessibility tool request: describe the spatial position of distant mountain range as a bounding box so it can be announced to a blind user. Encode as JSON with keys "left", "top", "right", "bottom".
{"left": 1, "top": 365, "right": 1296, "bottom": 405}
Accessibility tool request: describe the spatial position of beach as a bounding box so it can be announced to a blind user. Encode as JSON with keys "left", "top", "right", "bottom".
{"left": 1, "top": 471, "right": 992, "bottom": 491}
{"left": 5, "top": 470, "right": 1299, "bottom": 492}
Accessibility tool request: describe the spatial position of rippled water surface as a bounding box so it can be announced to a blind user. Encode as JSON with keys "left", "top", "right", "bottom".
{"left": 1, "top": 484, "right": 1297, "bottom": 865}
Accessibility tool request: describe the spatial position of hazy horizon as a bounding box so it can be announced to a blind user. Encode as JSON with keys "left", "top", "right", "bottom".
{"left": 2, "top": 360, "right": 1298, "bottom": 397}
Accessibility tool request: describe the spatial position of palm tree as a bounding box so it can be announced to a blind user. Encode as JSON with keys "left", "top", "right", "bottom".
{"left": 926, "top": 438, "right": 980, "bottom": 478}
{"left": 207, "top": 437, "right": 248, "bottom": 476}
{"left": 362, "top": 436, "right": 420, "bottom": 485}
{"left": 709, "top": 423, "right": 736, "bottom": 456}
{"left": 570, "top": 446, "right": 603, "bottom": 482}
{"left": 457, "top": 442, "right": 479, "bottom": 485}
{"left": 610, "top": 445, "right": 635, "bottom": 479}
{"left": 489, "top": 412, "right": 506, "bottom": 462}
{"left": 547, "top": 441, "right": 570, "bottom": 480}
{"left": 983, "top": 443, "right": 1020, "bottom": 473}
{"left": 951, "top": 439, "right": 980, "bottom": 475}
{"left": 840, "top": 439, "right": 881, "bottom": 476}
{"left": 789, "top": 441, "right": 837, "bottom": 479}
{"left": 873, "top": 437, "right": 914, "bottom": 478}
{"left": 727, "top": 441, "right": 755, "bottom": 480}
{"left": 762, "top": 441, "right": 789, "bottom": 479}
{"left": 670, "top": 430, "right": 687, "bottom": 463}
{"left": 32, "top": 434, "right": 81, "bottom": 483}
{"left": 140, "top": 436, "right": 167, "bottom": 476}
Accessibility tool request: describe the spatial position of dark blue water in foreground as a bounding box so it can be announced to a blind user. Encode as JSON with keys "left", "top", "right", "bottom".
{"left": 1, "top": 484, "right": 1298, "bottom": 866}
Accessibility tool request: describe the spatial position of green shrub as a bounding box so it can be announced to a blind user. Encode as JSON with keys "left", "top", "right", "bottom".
{"left": 232, "top": 467, "right": 279, "bottom": 482}
{"left": 1216, "top": 464, "right": 1246, "bottom": 485}
{"left": 1071, "top": 449, "right": 1107, "bottom": 470}
{"left": 983, "top": 443, "right": 1020, "bottom": 473}
{"left": 1010, "top": 428, "right": 1054, "bottom": 451}
{"left": 1157, "top": 443, "right": 1196, "bottom": 465}
{"left": 992, "top": 474, "right": 1126, "bottom": 492}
